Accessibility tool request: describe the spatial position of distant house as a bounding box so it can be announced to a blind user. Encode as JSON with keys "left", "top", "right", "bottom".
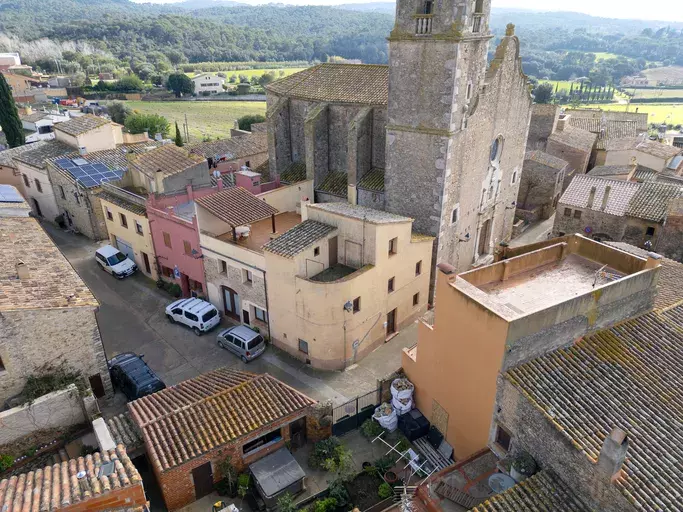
{"left": 20, "top": 110, "right": 71, "bottom": 143}
{"left": 188, "top": 132, "right": 268, "bottom": 175}
{"left": 191, "top": 73, "right": 225, "bottom": 94}
{"left": 604, "top": 136, "right": 682, "bottom": 172}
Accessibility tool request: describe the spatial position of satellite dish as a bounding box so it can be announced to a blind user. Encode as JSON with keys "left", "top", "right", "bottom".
{"left": 488, "top": 473, "right": 515, "bottom": 494}
{"left": 343, "top": 301, "right": 353, "bottom": 312}
{"left": 77, "top": 470, "right": 87, "bottom": 480}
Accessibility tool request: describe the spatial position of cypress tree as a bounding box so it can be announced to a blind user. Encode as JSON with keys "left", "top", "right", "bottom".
{"left": 174, "top": 122, "right": 183, "bottom": 147}
{"left": 0, "top": 74, "right": 25, "bottom": 148}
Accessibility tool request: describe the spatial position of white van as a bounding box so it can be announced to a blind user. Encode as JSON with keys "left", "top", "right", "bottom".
{"left": 95, "top": 244, "right": 137, "bottom": 278}
{"left": 165, "top": 298, "right": 221, "bottom": 336}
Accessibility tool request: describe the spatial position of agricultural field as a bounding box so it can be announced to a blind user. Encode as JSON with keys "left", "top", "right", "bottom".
{"left": 642, "top": 66, "right": 683, "bottom": 84}
{"left": 186, "top": 67, "right": 307, "bottom": 80}
{"left": 562, "top": 102, "right": 683, "bottom": 125}
{"left": 121, "top": 100, "right": 267, "bottom": 140}
{"left": 623, "top": 88, "right": 683, "bottom": 100}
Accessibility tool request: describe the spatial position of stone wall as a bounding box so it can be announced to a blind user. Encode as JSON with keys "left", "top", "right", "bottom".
{"left": 516, "top": 159, "right": 564, "bottom": 214}
{"left": 552, "top": 206, "right": 626, "bottom": 241}
{"left": 546, "top": 141, "right": 591, "bottom": 190}
{"left": 0, "top": 307, "right": 113, "bottom": 403}
{"left": 306, "top": 401, "right": 333, "bottom": 442}
{"left": 658, "top": 198, "right": 683, "bottom": 262}
{"left": 357, "top": 189, "right": 385, "bottom": 210}
{"left": 526, "top": 104, "right": 560, "bottom": 151}
{"left": 0, "top": 384, "right": 86, "bottom": 445}
{"left": 162, "top": 161, "right": 211, "bottom": 194}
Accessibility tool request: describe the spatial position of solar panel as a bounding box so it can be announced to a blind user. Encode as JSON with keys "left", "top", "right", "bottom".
{"left": 93, "top": 163, "right": 110, "bottom": 173}
{"left": 0, "top": 185, "right": 24, "bottom": 203}
{"left": 55, "top": 158, "right": 74, "bottom": 169}
{"left": 79, "top": 177, "right": 98, "bottom": 188}
{"left": 80, "top": 165, "right": 95, "bottom": 173}
{"left": 72, "top": 158, "right": 89, "bottom": 166}
{"left": 70, "top": 169, "right": 86, "bottom": 178}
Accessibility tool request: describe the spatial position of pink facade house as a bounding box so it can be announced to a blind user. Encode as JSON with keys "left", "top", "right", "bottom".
{"left": 147, "top": 183, "right": 224, "bottom": 297}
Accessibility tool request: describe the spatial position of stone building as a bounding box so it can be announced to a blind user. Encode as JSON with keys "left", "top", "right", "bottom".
{"left": 545, "top": 116, "right": 598, "bottom": 189}
{"left": 553, "top": 174, "right": 683, "bottom": 254}
{"left": 0, "top": 215, "right": 113, "bottom": 402}
{"left": 658, "top": 197, "right": 683, "bottom": 262}
{"left": 188, "top": 132, "right": 268, "bottom": 176}
{"left": 604, "top": 136, "right": 682, "bottom": 172}
{"left": 127, "top": 144, "right": 210, "bottom": 195}
{"left": 516, "top": 150, "right": 568, "bottom": 221}
{"left": 263, "top": 202, "right": 433, "bottom": 370}
{"left": 525, "top": 104, "right": 560, "bottom": 151}
{"left": 129, "top": 368, "right": 317, "bottom": 510}
{"left": 265, "top": 2, "right": 532, "bottom": 286}
{"left": 0, "top": 139, "right": 47, "bottom": 196}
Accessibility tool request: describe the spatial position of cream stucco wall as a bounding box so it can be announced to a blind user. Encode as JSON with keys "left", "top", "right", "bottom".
{"left": 17, "top": 161, "right": 60, "bottom": 222}
{"left": 604, "top": 149, "right": 668, "bottom": 172}
{"left": 55, "top": 124, "right": 118, "bottom": 153}
{"left": 100, "top": 199, "right": 158, "bottom": 280}
{"left": 258, "top": 180, "right": 313, "bottom": 212}
{"left": 265, "top": 215, "right": 433, "bottom": 370}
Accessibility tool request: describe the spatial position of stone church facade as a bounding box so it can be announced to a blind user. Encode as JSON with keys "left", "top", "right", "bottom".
{"left": 265, "top": 0, "right": 532, "bottom": 286}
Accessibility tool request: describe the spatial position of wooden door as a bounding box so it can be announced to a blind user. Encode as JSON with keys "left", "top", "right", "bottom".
{"left": 89, "top": 374, "right": 105, "bottom": 398}
{"left": 142, "top": 252, "right": 151, "bottom": 274}
{"left": 290, "top": 417, "right": 306, "bottom": 450}
{"left": 192, "top": 462, "right": 214, "bottom": 500}
{"left": 222, "top": 286, "right": 240, "bottom": 319}
{"left": 387, "top": 309, "right": 397, "bottom": 336}
{"left": 328, "top": 236, "right": 338, "bottom": 266}
{"left": 242, "top": 308, "right": 250, "bottom": 325}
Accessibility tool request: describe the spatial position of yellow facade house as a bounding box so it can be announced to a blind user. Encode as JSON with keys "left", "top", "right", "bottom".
{"left": 97, "top": 183, "right": 157, "bottom": 280}
{"left": 263, "top": 201, "right": 433, "bottom": 370}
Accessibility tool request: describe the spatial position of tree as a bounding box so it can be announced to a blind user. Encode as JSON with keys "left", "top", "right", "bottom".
{"left": 174, "top": 122, "right": 184, "bottom": 147}
{"left": 0, "top": 74, "right": 25, "bottom": 148}
{"left": 108, "top": 102, "right": 132, "bottom": 124}
{"left": 125, "top": 113, "right": 169, "bottom": 138}
{"left": 237, "top": 114, "right": 266, "bottom": 131}
{"left": 116, "top": 74, "right": 144, "bottom": 92}
{"left": 167, "top": 73, "right": 194, "bottom": 98}
{"left": 532, "top": 82, "right": 554, "bottom": 104}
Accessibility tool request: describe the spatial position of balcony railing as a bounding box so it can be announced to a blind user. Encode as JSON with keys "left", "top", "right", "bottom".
{"left": 472, "top": 14, "right": 483, "bottom": 33}
{"left": 415, "top": 15, "right": 433, "bottom": 35}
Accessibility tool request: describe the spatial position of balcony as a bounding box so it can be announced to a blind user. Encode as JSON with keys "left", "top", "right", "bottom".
{"left": 472, "top": 14, "right": 483, "bottom": 33}
{"left": 415, "top": 15, "right": 433, "bottom": 35}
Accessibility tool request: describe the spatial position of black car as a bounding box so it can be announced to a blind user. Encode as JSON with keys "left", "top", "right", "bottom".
{"left": 108, "top": 352, "right": 166, "bottom": 401}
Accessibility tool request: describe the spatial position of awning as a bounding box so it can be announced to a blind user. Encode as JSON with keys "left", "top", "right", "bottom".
{"left": 249, "top": 448, "right": 305, "bottom": 499}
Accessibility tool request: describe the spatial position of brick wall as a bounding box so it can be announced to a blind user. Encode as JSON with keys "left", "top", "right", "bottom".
{"left": 0, "top": 307, "right": 113, "bottom": 403}
{"left": 153, "top": 412, "right": 307, "bottom": 510}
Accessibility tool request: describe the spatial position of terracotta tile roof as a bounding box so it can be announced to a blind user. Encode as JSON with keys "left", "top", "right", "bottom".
{"left": 46, "top": 142, "right": 162, "bottom": 172}
{"left": 559, "top": 175, "right": 640, "bottom": 216}
{"left": 587, "top": 165, "right": 632, "bottom": 178}
{"left": 0, "top": 217, "right": 97, "bottom": 311}
{"left": 13, "top": 140, "right": 73, "bottom": 169}
{"left": 524, "top": 151, "right": 568, "bottom": 171}
{"left": 606, "top": 137, "right": 682, "bottom": 160}
{"left": 506, "top": 303, "right": 683, "bottom": 511}
{"left": 188, "top": 133, "right": 267, "bottom": 160}
{"left": 625, "top": 181, "right": 683, "bottom": 222}
{"left": 108, "top": 413, "right": 144, "bottom": 452}
{"left": 20, "top": 111, "right": 49, "bottom": 123}
{"left": 0, "top": 140, "right": 48, "bottom": 167}
{"left": 97, "top": 191, "right": 147, "bottom": 217}
{"left": 548, "top": 126, "right": 597, "bottom": 152}
{"left": 53, "top": 114, "right": 111, "bottom": 136}
{"left": 265, "top": 64, "right": 389, "bottom": 105}
{"left": 568, "top": 118, "right": 640, "bottom": 150}
{"left": 565, "top": 109, "right": 649, "bottom": 131}
{"left": 252, "top": 159, "right": 271, "bottom": 182}
{"left": 468, "top": 470, "right": 589, "bottom": 512}
{"left": 308, "top": 202, "right": 412, "bottom": 224}
{"left": 280, "top": 161, "right": 307, "bottom": 183}
{"left": 195, "top": 187, "right": 278, "bottom": 227}
{"left": 263, "top": 220, "right": 336, "bottom": 258}
{"left": 605, "top": 241, "right": 683, "bottom": 310}
{"left": 317, "top": 171, "right": 348, "bottom": 197}
{"left": 130, "top": 144, "right": 206, "bottom": 179}
{"left": 357, "top": 168, "right": 385, "bottom": 192}
{"left": 129, "top": 368, "right": 316, "bottom": 472}
{"left": 0, "top": 445, "right": 142, "bottom": 511}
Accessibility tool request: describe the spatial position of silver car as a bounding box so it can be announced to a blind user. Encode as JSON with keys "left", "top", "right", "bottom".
{"left": 217, "top": 325, "right": 266, "bottom": 363}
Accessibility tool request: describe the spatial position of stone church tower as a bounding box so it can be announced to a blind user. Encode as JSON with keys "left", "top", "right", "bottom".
{"left": 384, "top": 0, "right": 532, "bottom": 273}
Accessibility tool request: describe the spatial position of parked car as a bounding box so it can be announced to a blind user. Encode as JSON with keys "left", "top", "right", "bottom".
{"left": 165, "top": 298, "right": 221, "bottom": 335}
{"left": 108, "top": 352, "right": 165, "bottom": 401}
{"left": 217, "top": 325, "right": 266, "bottom": 363}
{"left": 95, "top": 245, "right": 137, "bottom": 278}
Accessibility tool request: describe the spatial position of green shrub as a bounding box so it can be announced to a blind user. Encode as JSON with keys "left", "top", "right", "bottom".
{"left": 169, "top": 283, "right": 182, "bottom": 297}
{"left": 378, "top": 482, "right": 393, "bottom": 499}
{"left": 313, "top": 497, "right": 337, "bottom": 512}
{"left": 276, "top": 492, "right": 297, "bottom": 512}
{"left": 396, "top": 437, "right": 411, "bottom": 453}
{"left": 373, "top": 455, "right": 394, "bottom": 474}
{"left": 360, "top": 419, "right": 385, "bottom": 439}
{"left": 0, "top": 454, "right": 14, "bottom": 472}
{"left": 328, "top": 478, "right": 350, "bottom": 508}
{"left": 216, "top": 456, "right": 238, "bottom": 496}
{"left": 237, "top": 472, "right": 250, "bottom": 497}
{"left": 309, "top": 437, "right": 341, "bottom": 469}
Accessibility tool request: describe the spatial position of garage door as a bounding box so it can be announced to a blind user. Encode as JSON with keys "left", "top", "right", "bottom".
{"left": 115, "top": 237, "right": 135, "bottom": 262}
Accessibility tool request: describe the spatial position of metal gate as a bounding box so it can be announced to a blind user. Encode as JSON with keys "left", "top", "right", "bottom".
{"left": 116, "top": 236, "right": 135, "bottom": 262}
{"left": 332, "top": 388, "right": 380, "bottom": 436}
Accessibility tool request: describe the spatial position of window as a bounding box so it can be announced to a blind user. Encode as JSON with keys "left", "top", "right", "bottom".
{"left": 646, "top": 227, "right": 655, "bottom": 236}
{"left": 422, "top": 0, "right": 433, "bottom": 14}
{"left": 35, "top": 179, "right": 42, "bottom": 193}
{"left": 413, "top": 292, "right": 420, "bottom": 306}
{"left": 220, "top": 260, "right": 228, "bottom": 274}
{"left": 202, "top": 309, "right": 218, "bottom": 322}
{"left": 245, "top": 160, "right": 250, "bottom": 168}
{"left": 23, "top": 174, "right": 30, "bottom": 188}
{"left": 183, "top": 240, "right": 192, "bottom": 255}
{"left": 314, "top": 246, "right": 320, "bottom": 257}
{"left": 573, "top": 210, "right": 582, "bottom": 220}
{"left": 490, "top": 136, "right": 503, "bottom": 164}
{"left": 415, "top": 260, "right": 422, "bottom": 276}
{"left": 388, "top": 237, "right": 398, "bottom": 256}
{"left": 163, "top": 231, "right": 172, "bottom": 248}
{"left": 0, "top": 356, "right": 5, "bottom": 371}
{"left": 511, "top": 171, "right": 517, "bottom": 185}
{"left": 59, "top": 185, "right": 66, "bottom": 200}
{"left": 243, "top": 429, "right": 282, "bottom": 455}
{"left": 564, "top": 208, "right": 572, "bottom": 217}
{"left": 243, "top": 269, "right": 253, "bottom": 283}
{"left": 162, "top": 266, "right": 174, "bottom": 278}
{"left": 119, "top": 213, "right": 128, "bottom": 228}
{"left": 495, "top": 425, "right": 512, "bottom": 452}
{"left": 255, "top": 307, "right": 267, "bottom": 322}
{"left": 474, "top": 0, "right": 484, "bottom": 13}
{"left": 451, "top": 206, "right": 459, "bottom": 225}
{"left": 184, "top": 311, "right": 198, "bottom": 322}
{"left": 105, "top": 207, "right": 113, "bottom": 221}
{"left": 353, "top": 296, "right": 361, "bottom": 313}
{"left": 299, "top": 339, "right": 309, "bottom": 354}
{"left": 75, "top": 193, "right": 80, "bottom": 206}
{"left": 466, "top": 81, "right": 472, "bottom": 100}
{"left": 388, "top": 277, "right": 395, "bottom": 293}
{"left": 135, "top": 221, "right": 143, "bottom": 235}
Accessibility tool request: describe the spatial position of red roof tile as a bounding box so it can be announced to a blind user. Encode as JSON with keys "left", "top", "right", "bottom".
{"left": 195, "top": 187, "right": 278, "bottom": 227}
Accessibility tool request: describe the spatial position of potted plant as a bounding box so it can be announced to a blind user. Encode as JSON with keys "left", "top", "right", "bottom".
{"left": 384, "top": 470, "right": 398, "bottom": 484}
{"left": 510, "top": 451, "right": 537, "bottom": 482}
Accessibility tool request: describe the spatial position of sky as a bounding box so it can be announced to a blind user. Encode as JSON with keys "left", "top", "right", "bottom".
{"left": 134, "top": 0, "right": 683, "bottom": 22}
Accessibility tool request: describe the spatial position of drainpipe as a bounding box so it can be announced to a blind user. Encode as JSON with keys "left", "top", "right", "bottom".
{"left": 263, "top": 270, "right": 273, "bottom": 342}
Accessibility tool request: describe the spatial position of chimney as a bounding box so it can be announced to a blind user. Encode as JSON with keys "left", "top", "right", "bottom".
{"left": 557, "top": 114, "right": 570, "bottom": 132}
{"left": 597, "top": 428, "right": 628, "bottom": 482}
{"left": 601, "top": 186, "right": 611, "bottom": 211}
{"left": 78, "top": 146, "right": 87, "bottom": 156}
{"left": 16, "top": 261, "right": 29, "bottom": 279}
{"left": 186, "top": 183, "right": 194, "bottom": 201}
{"left": 587, "top": 186, "right": 597, "bottom": 209}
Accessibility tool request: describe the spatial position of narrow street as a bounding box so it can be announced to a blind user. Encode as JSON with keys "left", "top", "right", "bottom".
{"left": 44, "top": 223, "right": 417, "bottom": 410}
{"left": 509, "top": 214, "right": 556, "bottom": 247}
